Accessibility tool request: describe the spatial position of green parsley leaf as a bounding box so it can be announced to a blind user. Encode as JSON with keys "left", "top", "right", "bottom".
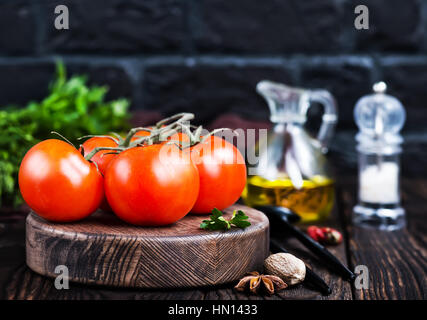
{"left": 230, "top": 210, "right": 251, "bottom": 228}
{"left": 200, "top": 208, "right": 251, "bottom": 231}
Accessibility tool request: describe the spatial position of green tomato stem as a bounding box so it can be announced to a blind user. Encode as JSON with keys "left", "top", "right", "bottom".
{"left": 84, "top": 147, "right": 125, "bottom": 161}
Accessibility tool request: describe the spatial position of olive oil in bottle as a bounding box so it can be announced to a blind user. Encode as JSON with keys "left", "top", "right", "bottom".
{"left": 242, "top": 175, "right": 335, "bottom": 223}
{"left": 249, "top": 81, "right": 338, "bottom": 223}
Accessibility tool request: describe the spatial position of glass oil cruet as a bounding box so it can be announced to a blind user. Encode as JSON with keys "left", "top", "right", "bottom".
{"left": 242, "top": 80, "right": 338, "bottom": 223}
{"left": 353, "top": 82, "right": 406, "bottom": 230}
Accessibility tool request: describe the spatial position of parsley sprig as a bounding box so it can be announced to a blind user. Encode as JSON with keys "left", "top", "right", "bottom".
{"left": 200, "top": 208, "right": 251, "bottom": 231}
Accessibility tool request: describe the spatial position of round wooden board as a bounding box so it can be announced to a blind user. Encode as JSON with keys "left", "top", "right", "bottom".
{"left": 26, "top": 205, "right": 269, "bottom": 289}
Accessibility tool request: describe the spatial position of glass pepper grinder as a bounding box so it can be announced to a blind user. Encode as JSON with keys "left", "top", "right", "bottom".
{"left": 353, "top": 81, "right": 406, "bottom": 230}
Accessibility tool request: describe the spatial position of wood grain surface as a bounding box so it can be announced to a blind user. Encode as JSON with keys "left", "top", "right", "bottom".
{"left": 25, "top": 205, "right": 270, "bottom": 289}
{"left": 1, "top": 158, "right": 425, "bottom": 299}
{"left": 338, "top": 177, "right": 427, "bottom": 300}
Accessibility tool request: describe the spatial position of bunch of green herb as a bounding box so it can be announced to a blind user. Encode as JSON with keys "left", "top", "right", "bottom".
{"left": 200, "top": 208, "right": 251, "bottom": 231}
{"left": 0, "top": 62, "right": 130, "bottom": 207}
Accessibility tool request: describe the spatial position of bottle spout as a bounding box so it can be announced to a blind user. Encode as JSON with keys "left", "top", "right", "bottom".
{"left": 257, "top": 80, "right": 338, "bottom": 152}
{"left": 256, "top": 80, "right": 306, "bottom": 123}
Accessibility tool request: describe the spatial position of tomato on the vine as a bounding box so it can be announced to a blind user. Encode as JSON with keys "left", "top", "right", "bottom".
{"left": 80, "top": 136, "right": 119, "bottom": 212}
{"left": 168, "top": 132, "right": 190, "bottom": 143}
{"left": 80, "top": 137, "right": 119, "bottom": 174}
{"left": 19, "top": 139, "right": 104, "bottom": 222}
{"left": 190, "top": 136, "right": 246, "bottom": 214}
{"left": 104, "top": 144, "right": 199, "bottom": 226}
{"left": 131, "top": 130, "right": 151, "bottom": 142}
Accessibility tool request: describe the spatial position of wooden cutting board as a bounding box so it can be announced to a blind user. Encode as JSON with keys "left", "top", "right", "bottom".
{"left": 26, "top": 204, "right": 269, "bottom": 289}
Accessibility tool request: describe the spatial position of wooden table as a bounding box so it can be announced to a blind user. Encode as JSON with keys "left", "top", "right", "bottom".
{"left": 0, "top": 133, "right": 426, "bottom": 300}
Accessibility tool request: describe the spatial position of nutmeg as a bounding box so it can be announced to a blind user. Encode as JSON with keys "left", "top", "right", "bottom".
{"left": 264, "top": 253, "right": 306, "bottom": 286}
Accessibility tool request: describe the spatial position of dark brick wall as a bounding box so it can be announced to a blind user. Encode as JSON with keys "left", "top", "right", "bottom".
{"left": 0, "top": 0, "right": 426, "bottom": 131}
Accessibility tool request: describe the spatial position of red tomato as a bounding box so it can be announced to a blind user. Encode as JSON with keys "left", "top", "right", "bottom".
{"left": 167, "top": 132, "right": 190, "bottom": 144}
{"left": 80, "top": 137, "right": 119, "bottom": 212}
{"left": 104, "top": 144, "right": 199, "bottom": 226}
{"left": 131, "top": 130, "right": 151, "bottom": 142}
{"left": 190, "top": 136, "right": 246, "bottom": 214}
{"left": 19, "top": 139, "right": 104, "bottom": 222}
{"left": 132, "top": 127, "right": 183, "bottom": 144}
{"left": 131, "top": 126, "right": 171, "bottom": 143}
{"left": 80, "top": 137, "right": 118, "bottom": 175}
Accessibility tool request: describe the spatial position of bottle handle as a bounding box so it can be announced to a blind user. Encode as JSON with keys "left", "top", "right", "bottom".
{"left": 307, "top": 90, "right": 338, "bottom": 153}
